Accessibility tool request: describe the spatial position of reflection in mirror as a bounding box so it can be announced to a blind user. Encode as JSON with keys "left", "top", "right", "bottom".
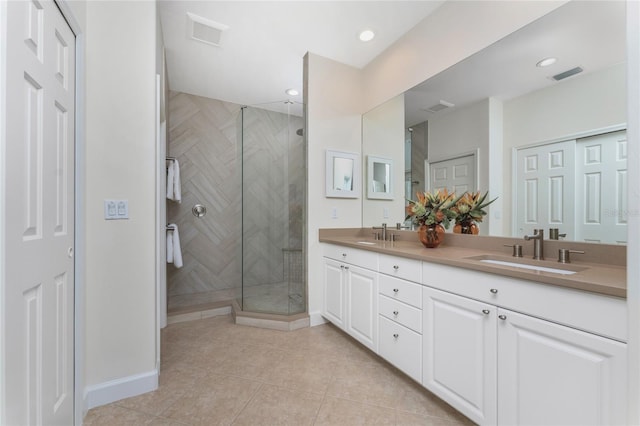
{"left": 333, "top": 157, "right": 354, "bottom": 191}
{"left": 362, "top": 0, "right": 626, "bottom": 242}
{"left": 325, "top": 150, "right": 360, "bottom": 198}
{"left": 367, "top": 156, "right": 393, "bottom": 200}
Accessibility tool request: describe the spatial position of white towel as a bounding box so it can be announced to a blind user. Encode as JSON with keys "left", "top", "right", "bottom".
{"left": 166, "top": 159, "right": 182, "bottom": 203}
{"left": 166, "top": 223, "right": 183, "bottom": 268}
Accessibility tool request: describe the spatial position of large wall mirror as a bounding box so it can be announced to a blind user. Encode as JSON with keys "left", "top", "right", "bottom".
{"left": 362, "top": 0, "right": 627, "bottom": 244}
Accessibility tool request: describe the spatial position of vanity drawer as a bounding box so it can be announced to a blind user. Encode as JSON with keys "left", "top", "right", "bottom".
{"left": 379, "top": 253, "right": 421, "bottom": 282}
{"left": 378, "top": 315, "right": 422, "bottom": 383}
{"left": 422, "top": 261, "right": 627, "bottom": 342}
{"left": 323, "top": 244, "right": 378, "bottom": 270}
{"left": 379, "top": 294, "right": 422, "bottom": 333}
{"left": 379, "top": 274, "right": 422, "bottom": 309}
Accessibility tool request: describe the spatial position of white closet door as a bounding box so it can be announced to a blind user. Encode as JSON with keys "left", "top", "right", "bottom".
{"left": 429, "top": 154, "right": 475, "bottom": 194}
{"left": 516, "top": 141, "right": 575, "bottom": 239}
{"left": 2, "top": 1, "right": 76, "bottom": 424}
{"left": 575, "top": 130, "right": 627, "bottom": 244}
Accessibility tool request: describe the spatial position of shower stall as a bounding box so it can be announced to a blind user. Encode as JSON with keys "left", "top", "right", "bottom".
{"left": 166, "top": 92, "right": 306, "bottom": 318}
{"left": 238, "top": 104, "right": 306, "bottom": 315}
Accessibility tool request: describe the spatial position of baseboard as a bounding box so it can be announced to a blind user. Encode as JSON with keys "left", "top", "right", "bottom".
{"left": 309, "top": 311, "right": 328, "bottom": 327}
{"left": 84, "top": 369, "right": 158, "bottom": 410}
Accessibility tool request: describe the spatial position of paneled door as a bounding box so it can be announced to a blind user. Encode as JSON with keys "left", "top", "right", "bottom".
{"left": 429, "top": 154, "right": 475, "bottom": 194}
{"left": 575, "top": 130, "right": 627, "bottom": 244}
{"left": 515, "top": 141, "right": 575, "bottom": 239}
{"left": 2, "top": 0, "right": 76, "bottom": 424}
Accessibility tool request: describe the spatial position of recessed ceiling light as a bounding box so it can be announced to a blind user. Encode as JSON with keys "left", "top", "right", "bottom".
{"left": 536, "top": 57, "right": 557, "bottom": 67}
{"left": 358, "top": 29, "right": 375, "bottom": 42}
{"left": 285, "top": 88, "right": 299, "bottom": 96}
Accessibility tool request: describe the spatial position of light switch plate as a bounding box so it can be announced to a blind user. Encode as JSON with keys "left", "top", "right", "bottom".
{"left": 105, "top": 199, "right": 129, "bottom": 220}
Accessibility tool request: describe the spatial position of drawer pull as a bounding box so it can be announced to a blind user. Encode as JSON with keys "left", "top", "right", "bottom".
{"left": 393, "top": 333, "right": 399, "bottom": 338}
{"left": 490, "top": 288, "right": 498, "bottom": 294}
{"left": 498, "top": 315, "right": 507, "bottom": 321}
{"left": 482, "top": 309, "right": 490, "bottom": 315}
{"left": 393, "top": 310, "right": 399, "bottom": 316}
{"left": 393, "top": 288, "right": 399, "bottom": 293}
{"left": 393, "top": 265, "right": 399, "bottom": 270}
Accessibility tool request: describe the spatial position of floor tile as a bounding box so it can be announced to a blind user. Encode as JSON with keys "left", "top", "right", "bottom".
{"left": 83, "top": 404, "right": 156, "bottom": 426}
{"left": 85, "top": 316, "right": 474, "bottom": 426}
{"left": 231, "top": 384, "right": 323, "bottom": 426}
{"left": 162, "top": 374, "right": 261, "bottom": 426}
{"left": 314, "top": 397, "right": 396, "bottom": 425}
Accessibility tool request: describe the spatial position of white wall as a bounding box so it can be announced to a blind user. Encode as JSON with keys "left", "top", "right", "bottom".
{"left": 362, "top": 94, "right": 405, "bottom": 227}
{"left": 84, "top": 0, "right": 157, "bottom": 401}
{"left": 305, "top": 53, "right": 363, "bottom": 321}
{"left": 362, "top": 1, "right": 567, "bottom": 112}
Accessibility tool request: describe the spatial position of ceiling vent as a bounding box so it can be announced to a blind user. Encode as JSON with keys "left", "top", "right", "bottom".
{"left": 552, "top": 66, "right": 583, "bottom": 81}
{"left": 187, "top": 12, "right": 229, "bottom": 47}
{"left": 422, "top": 100, "right": 455, "bottom": 113}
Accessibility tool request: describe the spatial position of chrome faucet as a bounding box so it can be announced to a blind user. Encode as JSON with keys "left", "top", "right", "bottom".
{"left": 524, "top": 229, "right": 544, "bottom": 260}
{"left": 373, "top": 223, "right": 387, "bottom": 241}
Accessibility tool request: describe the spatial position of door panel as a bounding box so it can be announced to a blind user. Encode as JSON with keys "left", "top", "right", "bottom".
{"left": 516, "top": 141, "right": 575, "bottom": 238}
{"left": 430, "top": 154, "right": 475, "bottom": 194}
{"left": 3, "top": 1, "right": 76, "bottom": 424}
{"left": 575, "top": 130, "right": 627, "bottom": 244}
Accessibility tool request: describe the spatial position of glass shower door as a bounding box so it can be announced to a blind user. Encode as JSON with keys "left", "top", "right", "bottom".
{"left": 240, "top": 105, "right": 305, "bottom": 315}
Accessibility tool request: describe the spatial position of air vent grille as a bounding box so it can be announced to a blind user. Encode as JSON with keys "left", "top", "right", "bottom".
{"left": 187, "top": 12, "right": 228, "bottom": 47}
{"left": 422, "top": 100, "right": 455, "bottom": 113}
{"left": 552, "top": 66, "right": 583, "bottom": 81}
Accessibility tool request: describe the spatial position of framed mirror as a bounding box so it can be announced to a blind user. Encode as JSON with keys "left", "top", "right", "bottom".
{"left": 367, "top": 156, "right": 393, "bottom": 200}
{"left": 325, "top": 150, "right": 360, "bottom": 198}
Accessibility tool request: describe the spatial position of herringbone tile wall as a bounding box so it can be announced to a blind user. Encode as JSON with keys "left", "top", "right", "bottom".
{"left": 167, "top": 92, "right": 305, "bottom": 315}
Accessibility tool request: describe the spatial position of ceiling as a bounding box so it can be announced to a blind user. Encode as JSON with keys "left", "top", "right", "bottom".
{"left": 404, "top": 0, "right": 626, "bottom": 127}
{"left": 158, "top": 1, "right": 444, "bottom": 116}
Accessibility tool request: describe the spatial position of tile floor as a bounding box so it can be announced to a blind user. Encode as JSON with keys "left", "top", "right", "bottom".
{"left": 84, "top": 315, "right": 474, "bottom": 426}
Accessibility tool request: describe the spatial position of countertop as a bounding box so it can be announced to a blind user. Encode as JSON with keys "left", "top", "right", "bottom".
{"left": 319, "top": 229, "right": 626, "bottom": 298}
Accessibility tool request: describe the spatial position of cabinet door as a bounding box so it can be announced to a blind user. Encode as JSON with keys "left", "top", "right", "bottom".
{"left": 346, "top": 265, "right": 378, "bottom": 351}
{"left": 498, "top": 308, "right": 627, "bottom": 426}
{"left": 322, "top": 258, "right": 346, "bottom": 329}
{"left": 423, "top": 286, "right": 497, "bottom": 426}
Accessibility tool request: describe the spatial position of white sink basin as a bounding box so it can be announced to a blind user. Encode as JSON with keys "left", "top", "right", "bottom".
{"left": 478, "top": 259, "right": 577, "bottom": 275}
{"left": 465, "top": 255, "right": 587, "bottom": 275}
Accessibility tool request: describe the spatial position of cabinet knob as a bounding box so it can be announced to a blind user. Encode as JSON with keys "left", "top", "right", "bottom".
{"left": 498, "top": 315, "right": 507, "bottom": 321}
{"left": 482, "top": 309, "right": 490, "bottom": 315}
{"left": 393, "top": 288, "right": 399, "bottom": 293}
{"left": 342, "top": 253, "right": 347, "bottom": 257}
{"left": 490, "top": 288, "right": 498, "bottom": 294}
{"left": 340, "top": 265, "right": 344, "bottom": 270}
{"left": 344, "top": 266, "right": 349, "bottom": 270}
{"left": 393, "top": 310, "right": 399, "bottom": 316}
{"left": 393, "top": 265, "right": 399, "bottom": 270}
{"left": 393, "top": 333, "right": 399, "bottom": 338}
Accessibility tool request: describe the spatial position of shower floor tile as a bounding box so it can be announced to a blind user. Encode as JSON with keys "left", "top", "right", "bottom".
{"left": 84, "top": 315, "right": 474, "bottom": 426}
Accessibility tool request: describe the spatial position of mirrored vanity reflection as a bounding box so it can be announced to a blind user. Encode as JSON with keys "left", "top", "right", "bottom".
{"left": 361, "top": 0, "right": 627, "bottom": 245}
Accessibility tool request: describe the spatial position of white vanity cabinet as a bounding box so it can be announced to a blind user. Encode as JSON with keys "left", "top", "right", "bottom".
{"left": 322, "top": 245, "right": 378, "bottom": 351}
{"left": 422, "top": 262, "right": 628, "bottom": 426}
{"left": 423, "top": 286, "right": 497, "bottom": 425}
{"left": 497, "top": 308, "right": 627, "bottom": 426}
